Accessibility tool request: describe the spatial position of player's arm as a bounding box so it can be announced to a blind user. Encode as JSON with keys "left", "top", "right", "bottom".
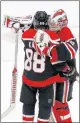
{"left": 34, "top": 29, "right": 78, "bottom": 63}
{"left": 49, "top": 27, "right": 78, "bottom": 63}
{"left": 49, "top": 38, "right": 78, "bottom": 63}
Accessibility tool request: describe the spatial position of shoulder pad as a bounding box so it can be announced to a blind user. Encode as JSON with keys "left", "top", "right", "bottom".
{"left": 22, "top": 29, "right": 36, "bottom": 40}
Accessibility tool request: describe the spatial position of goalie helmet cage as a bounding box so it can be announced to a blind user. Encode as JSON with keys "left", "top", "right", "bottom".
{"left": 1, "top": 31, "right": 18, "bottom": 119}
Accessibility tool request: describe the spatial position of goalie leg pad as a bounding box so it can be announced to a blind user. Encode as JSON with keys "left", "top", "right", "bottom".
{"left": 51, "top": 100, "right": 72, "bottom": 122}
{"left": 49, "top": 80, "right": 73, "bottom": 122}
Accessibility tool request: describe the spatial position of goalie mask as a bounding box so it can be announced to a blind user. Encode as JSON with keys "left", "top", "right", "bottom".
{"left": 48, "top": 9, "right": 68, "bottom": 31}
{"left": 33, "top": 11, "right": 49, "bottom": 29}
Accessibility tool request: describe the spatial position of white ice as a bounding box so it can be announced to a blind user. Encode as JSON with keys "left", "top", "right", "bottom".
{"left": 1, "top": 1, "right": 79, "bottom": 122}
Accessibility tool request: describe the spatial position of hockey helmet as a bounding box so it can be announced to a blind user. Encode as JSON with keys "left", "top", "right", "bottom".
{"left": 33, "top": 11, "right": 49, "bottom": 29}
{"left": 48, "top": 9, "right": 68, "bottom": 31}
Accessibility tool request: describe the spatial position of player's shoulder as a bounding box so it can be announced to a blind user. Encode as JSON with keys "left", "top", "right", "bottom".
{"left": 59, "top": 26, "right": 74, "bottom": 40}
{"left": 22, "top": 29, "right": 36, "bottom": 39}
{"left": 61, "top": 26, "right": 71, "bottom": 31}
{"left": 45, "top": 29, "right": 60, "bottom": 41}
{"left": 61, "top": 26, "right": 73, "bottom": 36}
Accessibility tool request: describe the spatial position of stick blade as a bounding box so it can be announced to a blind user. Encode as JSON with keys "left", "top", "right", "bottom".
{"left": 1, "top": 103, "right": 15, "bottom": 119}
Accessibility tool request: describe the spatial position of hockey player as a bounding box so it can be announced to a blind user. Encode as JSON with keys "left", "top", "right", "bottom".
{"left": 47, "top": 9, "right": 79, "bottom": 122}
{"left": 20, "top": 11, "right": 72, "bottom": 123}
{"left": 34, "top": 10, "right": 78, "bottom": 122}
{"left": 4, "top": 13, "right": 59, "bottom": 122}
{"left": 4, "top": 12, "right": 56, "bottom": 122}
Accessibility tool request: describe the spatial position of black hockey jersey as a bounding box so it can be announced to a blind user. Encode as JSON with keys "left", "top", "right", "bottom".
{"left": 22, "top": 29, "right": 66, "bottom": 87}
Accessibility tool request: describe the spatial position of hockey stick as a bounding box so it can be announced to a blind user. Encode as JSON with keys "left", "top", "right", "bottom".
{"left": 1, "top": 30, "right": 19, "bottom": 119}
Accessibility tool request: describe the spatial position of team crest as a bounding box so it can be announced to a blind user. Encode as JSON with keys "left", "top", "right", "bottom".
{"left": 40, "top": 33, "right": 44, "bottom": 42}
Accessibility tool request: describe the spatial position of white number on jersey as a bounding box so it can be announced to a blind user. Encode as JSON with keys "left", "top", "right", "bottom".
{"left": 24, "top": 49, "right": 45, "bottom": 73}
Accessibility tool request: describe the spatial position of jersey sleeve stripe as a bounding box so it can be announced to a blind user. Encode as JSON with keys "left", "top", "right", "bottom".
{"left": 49, "top": 42, "right": 72, "bottom": 62}
{"left": 47, "top": 45, "right": 56, "bottom": 57}
{"left": 50, "top": 47, "right": 58, "bottom": 62}
{"left": 66, "top": 42, "right": 76, "bottom": 54}
{"left": 51, "top": 61, "right": 65, "bottom": 65}
{"left": 62, "top": 43, "right": 72, "bottom": 59}
{"left": 65, "top": 43, "right": 75, "bottom": 58}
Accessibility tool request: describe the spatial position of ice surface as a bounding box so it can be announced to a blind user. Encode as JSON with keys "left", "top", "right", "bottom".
{"left": 1, "top": 1, "right": 79, "bottom": 122}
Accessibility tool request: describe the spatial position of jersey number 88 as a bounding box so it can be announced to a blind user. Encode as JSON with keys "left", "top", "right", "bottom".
{"left": 24, "top": 49, "right": 45, "bottom": 73}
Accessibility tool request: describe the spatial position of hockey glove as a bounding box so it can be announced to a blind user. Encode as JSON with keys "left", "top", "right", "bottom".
{"left": 60, "top": 65, "right": 77, "bottom": 82}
